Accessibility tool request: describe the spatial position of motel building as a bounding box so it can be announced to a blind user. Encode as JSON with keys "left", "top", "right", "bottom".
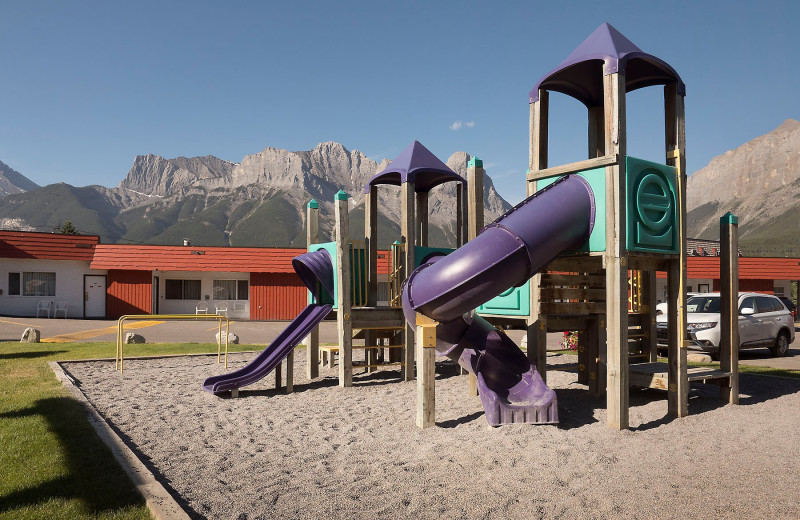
{"left": 0, "top": 231, "right": 796, "bottom": 320}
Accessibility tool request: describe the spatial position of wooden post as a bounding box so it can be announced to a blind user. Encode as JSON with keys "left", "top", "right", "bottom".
{"left": 665, "top": 82, "right": 689, "bottom": 418}
{"left": 364, "top": 186, "right": 379, "bottom": 375}
{"left": 416, "top": 313, "right": 437, "bottom": 428}
{"left": 456, "top": 184, "right": 464, "bottom": 247}
{"left": 642, "top": 271, "right": 658, "bottom": 362}
{"left": 588, "top": 105, "right": 605, "bottom": 159}
{"left": 305, "top": 199, "right": 320, "bottom": 380}
{"left": 401, "top": 181, "right": 416, "bottom": 381}
{"left": 365, "top": 185, "right": 378, "bottom": 307}
{"left": 466, "top": 157, "right": 485, "bottom": 395}
{"left": 527, "top": 91, "right": 549, "bottom": 382}
{"left": 603, "top": 72, "right": 629, "bottom": 430}
{"left": 286, "top": 350, "right": 294, "bottom": 393}
{"left": 720, "top": 212, "right": 739, "bottom": 404}
{"left": 335, "top": 190, "right": 353, "bottom": 387}
{"left": 416, "top": 191, "right": 429, "bottom": 247}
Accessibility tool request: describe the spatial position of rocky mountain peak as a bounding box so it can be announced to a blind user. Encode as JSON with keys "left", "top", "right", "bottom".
{"left": 0, "top": 160, "right": 39, "bottom": 197}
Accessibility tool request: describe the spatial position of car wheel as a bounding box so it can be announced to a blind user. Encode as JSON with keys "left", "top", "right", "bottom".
{"left": 770, "top": 332, "right": 789, "bottom": 357}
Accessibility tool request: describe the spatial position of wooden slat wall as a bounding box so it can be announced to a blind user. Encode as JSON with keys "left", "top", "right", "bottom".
{"left": 107, "top": 270, "right": 152, "bottom": 319}
{"left": 250, "top": 272, "right": 306, "bottom": 320}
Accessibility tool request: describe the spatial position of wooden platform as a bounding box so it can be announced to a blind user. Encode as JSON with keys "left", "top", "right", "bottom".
{"left": 629, "top": 362, "right": 732, "bottom": 391}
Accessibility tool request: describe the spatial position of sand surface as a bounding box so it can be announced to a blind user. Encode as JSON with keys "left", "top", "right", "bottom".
{"left": 63, "top": 351, "right": 800, "bottom": 520}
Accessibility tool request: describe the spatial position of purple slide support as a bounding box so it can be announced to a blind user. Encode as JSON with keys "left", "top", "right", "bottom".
{"left": 402, "top": 175, "right": 596, "bottom": 426}
{"left": 203, "top": 249, "right": 334, "bottom": 395}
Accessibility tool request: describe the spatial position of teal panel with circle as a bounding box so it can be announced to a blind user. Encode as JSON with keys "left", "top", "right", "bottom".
{"left": 625, "top": 156, "right": 678, "bottom": 254}
{"left": 477, "top": 280, "right": 530, "bottom": 316}
{"left": 537, "top": 167, "right": 606, "bottom": 253}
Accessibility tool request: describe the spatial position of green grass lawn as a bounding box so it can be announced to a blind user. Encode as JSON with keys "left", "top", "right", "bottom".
{"left": 0, "top": 341, "right": 263, "bottom": 520}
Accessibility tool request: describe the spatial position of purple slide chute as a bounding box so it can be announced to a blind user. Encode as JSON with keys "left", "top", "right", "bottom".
{"left": 402, "top": 175, "right": 596, "bottom": 426}
{"left": 203, "top": 250, "right": 334, "bottom": 395}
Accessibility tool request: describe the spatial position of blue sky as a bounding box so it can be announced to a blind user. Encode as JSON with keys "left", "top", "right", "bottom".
{"left": 1, "top": 0, "right": 797, "bottom": 204}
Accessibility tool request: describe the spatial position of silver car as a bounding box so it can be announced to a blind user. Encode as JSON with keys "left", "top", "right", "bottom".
{"left": 656, "top": 292, "right": 795, "bottom": 358}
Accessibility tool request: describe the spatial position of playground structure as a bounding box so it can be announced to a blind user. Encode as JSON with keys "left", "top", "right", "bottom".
{"left": 203, "top": 23, "right": 742, "bottom": 431}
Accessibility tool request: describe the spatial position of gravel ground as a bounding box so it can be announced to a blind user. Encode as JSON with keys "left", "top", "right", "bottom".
{"left": 62, "top": 350, "right": 800, "bottom": 520}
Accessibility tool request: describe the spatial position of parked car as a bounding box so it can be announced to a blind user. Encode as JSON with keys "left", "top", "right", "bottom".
{"left": 655, "top": 293, "right": 698, "bottom": 316}
{"left": 656, "top": 292, "right": 795, "bottom": 359}
{"left": 778, "top": 296, "right": 797, "bottom": 321}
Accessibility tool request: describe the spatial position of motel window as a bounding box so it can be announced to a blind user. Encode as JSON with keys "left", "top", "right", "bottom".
{"left": 213, "top": 279, "right": 249, "bottom": 300}
{"left": 8, "top": 272, "right": 55, "bottom": 296}
{"left": 165, "top": 279, "right": 201, "bottom": 300}
{"left": 8, "top": 272, "right": 20, "bottom": 295}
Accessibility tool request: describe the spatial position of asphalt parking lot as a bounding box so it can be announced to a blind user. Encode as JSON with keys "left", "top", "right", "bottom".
{"left": 1, "top": 316, "right": 799, "bottom": 370}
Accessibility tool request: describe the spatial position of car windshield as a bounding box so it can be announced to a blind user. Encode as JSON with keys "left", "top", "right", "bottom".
{"left": 686, "top": 296, "right": 720, "bottom": 313}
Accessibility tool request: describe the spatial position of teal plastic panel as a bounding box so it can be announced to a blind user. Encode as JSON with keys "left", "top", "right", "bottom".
{"left": 537, "top": 167, "right": 606, "bottom": 253}
{"left": 308, "top": 242, "right": 336, "bottom": 306}
{"left": 414, "top": 246, "right": 455, "bottom": 268}
{"left": 307, "top": 241, "right": 368, "bottom": 308}
{"left": 625, "top": 156, "right": 679, "bottom": 254}
{"left": 477, "top": 280, "right": 531, "bottom": 316}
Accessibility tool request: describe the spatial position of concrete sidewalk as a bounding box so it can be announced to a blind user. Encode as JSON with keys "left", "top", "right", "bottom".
{"left": 2, "top": 316, "right": 799, "bottom": 371}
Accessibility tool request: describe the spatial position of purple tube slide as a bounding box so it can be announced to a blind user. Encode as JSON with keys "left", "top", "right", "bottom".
{"left": 402, "top": 175, "right": 595, "bottom": 426}
{"left": 203, "top": 250, "right": 333, "bottom": 395}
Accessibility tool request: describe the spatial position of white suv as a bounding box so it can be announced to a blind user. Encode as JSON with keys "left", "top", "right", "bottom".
{"left": 656, "top": 292, "right": 795, "bottom": 358}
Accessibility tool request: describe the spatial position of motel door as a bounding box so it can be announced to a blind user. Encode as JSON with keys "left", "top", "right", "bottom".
{"left": 84, "top": 275, "right": 107, "bottom": 318}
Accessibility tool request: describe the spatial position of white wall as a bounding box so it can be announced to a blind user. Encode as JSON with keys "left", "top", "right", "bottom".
{"left": 155, "top": 271, "right": 250, "bottom": 319}
{"left": 0, "top": 258, "right": 106, "bottom": 318}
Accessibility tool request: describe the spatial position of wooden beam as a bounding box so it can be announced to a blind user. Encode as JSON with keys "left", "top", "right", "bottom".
{"left": 588, "top": 105, "right": 605, "bottom": 159}
{"left": 541, "top": 302, "right": 607, "bottom": 315}
{"left": 540, "top": 287, "right": 607, "bottom": 301}
{"left": 641, "top": 271, "right": 658, "bottom": 362}
{"left": 527, "top": 93, "right": 548, "bottom": 382}
{"left": 526, "top": 154, "right": 619, "bottom": 181}
{"left": 456, "top": 185, "right": 464, "bottom": 247}
{"left": 305, "top": 199, "right": 320, "bottom": 380}
{"left": 416, "top": 314, "right": 437, "bottom": 428}
{"left": 719, "top": 213, "right": 739, "bottom": 404}
{"left": 365, "top": 185, "right": 378, "bottom": 306}
{"left": 401, "top": 181, "right": 416, "bottom": 381}
{"left": 665, "top": 82, "right": 689, "bottom": 418}
{"left": 541, "top": 273, "right": 606, "bottom": 287}
{"left": 415, "top": 191, "right": 429, "bottom": 247}
{"left": 465, "top": 159, "right": 486, "bottom": 395}
{"left": 545, "top": 256, "right": 604, "bottom": 273}
{"left": 335, "top": 191, "right": 353, "bottom": 387}
{"left": 603, "top": 71, "right": 629, "bottom": 430}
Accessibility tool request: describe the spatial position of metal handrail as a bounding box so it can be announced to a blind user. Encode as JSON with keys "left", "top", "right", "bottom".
{"left": 115, "top": 314, "right": 231, "bottom": 374}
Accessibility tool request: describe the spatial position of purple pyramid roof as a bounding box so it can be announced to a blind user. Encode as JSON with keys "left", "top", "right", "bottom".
{"left": 364, "top": 140, "right": 465, "bottom": 193}
{"left": 530, "top": 23, "right": 685, "bottom": 107}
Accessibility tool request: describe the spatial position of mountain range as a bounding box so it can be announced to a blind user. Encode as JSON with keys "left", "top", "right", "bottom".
{"left": 686, "top": 119, "right": 800, "bottom": 256}
{"left": 0, "top": 119, "right": 798, "bottom": 255}
{"left": 0, "top": 144, "right": 510, "bottom": 249}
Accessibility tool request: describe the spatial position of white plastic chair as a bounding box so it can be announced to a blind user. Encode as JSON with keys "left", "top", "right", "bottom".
{"left": 36, "top": 300, "right": 51, "bottom": 318}
{"left": 53, "top": 301, "right": 68, "bottom": 318}
{"left": 215, "top": 302, "right": 228, "bottom": 317}
{"left": 196, "top": 301, "right": 209, "bottom": 314}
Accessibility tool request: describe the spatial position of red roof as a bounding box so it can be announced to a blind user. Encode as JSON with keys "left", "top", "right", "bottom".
{"left": 0, "top": 231, "right": 99, "bottom": 261}
{"left": 91, "top": 245, "right": 306, "bottom": 272}
{"left": 654, "top": 257, "right": 800, "bottom": 280}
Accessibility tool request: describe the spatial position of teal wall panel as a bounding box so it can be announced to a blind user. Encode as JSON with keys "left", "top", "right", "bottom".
{"left": 625, "top": 156, "right": 679, "bottom": 254}
{"left": 477, "top": 280, "right": 530, "bottom": 316}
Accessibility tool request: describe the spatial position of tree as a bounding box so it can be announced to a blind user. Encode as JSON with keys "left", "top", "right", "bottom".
{"left": 55, "top": 221, "right": 78, "bottom": 235}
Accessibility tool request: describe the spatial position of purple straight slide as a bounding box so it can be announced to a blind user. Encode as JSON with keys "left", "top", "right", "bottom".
{"left": 402, "top": 175, "right": 596, "bottom": 426}
{"left": 203, "top": 249, "right": 334, "bottom": 395}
